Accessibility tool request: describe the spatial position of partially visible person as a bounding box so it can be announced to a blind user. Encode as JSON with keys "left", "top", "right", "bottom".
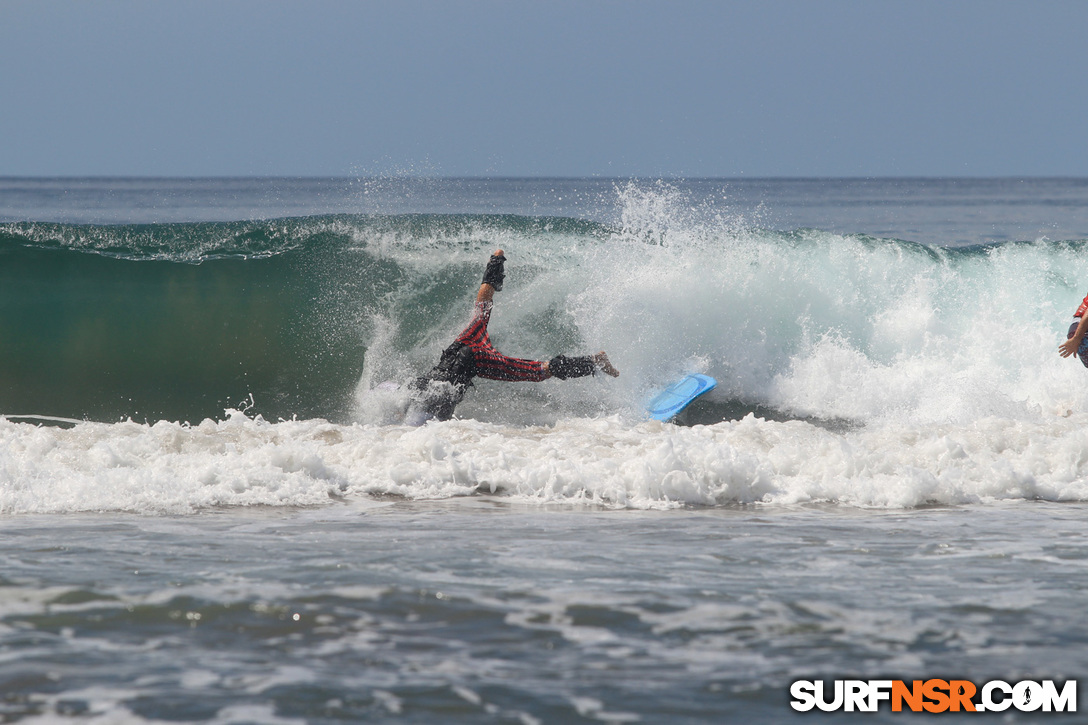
{"left": 1058, "top": 290, "right": 1088, "bottom": 366}
{"left": 406, "top": 250, "right": 619, "bottom": 423}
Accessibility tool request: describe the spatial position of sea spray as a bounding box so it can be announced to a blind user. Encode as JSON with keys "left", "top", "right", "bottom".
{"left": 5, "top": 180, "right": 1088, "bottom": 513}
{"left": 5, "top": 200, "right": 1088, "bottom": 428}
{"left": 5, "top": 409, "right": 1088, "bottom": 514}
{"left": 5, "top": 178, "right": 1088, "bottom": 725}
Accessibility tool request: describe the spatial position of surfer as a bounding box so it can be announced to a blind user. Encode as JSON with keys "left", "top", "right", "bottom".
{"left": 406, "top": 250, "right": 619, "bottom": 423}
{"left": 1059, "top": 291, "right": 1088, "bottom": 366}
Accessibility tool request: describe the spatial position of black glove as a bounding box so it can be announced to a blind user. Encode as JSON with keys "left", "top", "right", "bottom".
{"left": 482, "top": 253, "right": 506, "bottom": 291}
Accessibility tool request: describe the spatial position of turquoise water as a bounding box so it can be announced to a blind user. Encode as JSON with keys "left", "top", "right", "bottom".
{"left": 5, "top": 180, "right": 1088, "bottom": 426}
{"left": 2, "top": 178, "right": 1087, "bottom": 723}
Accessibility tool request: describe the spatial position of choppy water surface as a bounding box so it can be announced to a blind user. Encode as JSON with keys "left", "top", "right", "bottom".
{"left": 3, "top": 177, "right": 1088, "bottom": 722}
{"left": 3, "top": 501, "right": 1085, "bottom": 724}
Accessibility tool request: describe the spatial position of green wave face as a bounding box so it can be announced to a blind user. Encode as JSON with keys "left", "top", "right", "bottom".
{"left": 0, "top": 215, "right": 611, "bottom": 423}
{"left": 2, "top": 236, "right": 349, "bottom": 423}
{"left": 4, "top": 214, "right": 1087, "bottom": 425}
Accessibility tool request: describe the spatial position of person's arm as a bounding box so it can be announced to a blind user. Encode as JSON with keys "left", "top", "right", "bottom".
{"left": 476, "top": 249, "right": 505, "bottom": 303}
{"left": 1060, "top": 315, "right": 1088, "bottom": 358}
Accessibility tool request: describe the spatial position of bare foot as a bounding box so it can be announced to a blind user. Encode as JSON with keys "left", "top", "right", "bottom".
{"left": 594, "top": 351, "right": 620, "bottom": 377}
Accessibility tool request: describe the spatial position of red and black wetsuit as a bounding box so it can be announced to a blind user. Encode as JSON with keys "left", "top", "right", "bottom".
{"left": 408, "top": 300, "right": 551, "bottom": 422}
{"left": 453, "top": 301, "right": 549, "bottom": 382}
{"left": 407, "top": 254, "right": 599, "bottom": 422}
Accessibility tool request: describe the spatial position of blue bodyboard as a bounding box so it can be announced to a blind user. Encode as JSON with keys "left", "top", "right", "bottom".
{"left": 646, "top": 374, "right": 717, "bottom": 422}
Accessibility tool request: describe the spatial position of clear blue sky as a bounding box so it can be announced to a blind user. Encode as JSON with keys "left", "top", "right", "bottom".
{"left": 2, "top": 0, "right": 1086, "bottom": 177}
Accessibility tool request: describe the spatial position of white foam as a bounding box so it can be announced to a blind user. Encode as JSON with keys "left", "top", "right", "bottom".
{"left": 3, "top": 410, "right": 1088, "bottom": 514}
{"left": 13, "top": 185, "right": 1088, "bottom": 513}
{"left": 513, "top": 190, "right": 1088, "bottom": 429}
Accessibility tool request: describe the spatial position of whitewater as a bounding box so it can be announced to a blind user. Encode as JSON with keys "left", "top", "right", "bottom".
{"left": 4, "top": 179, "right": 1088, "bottom": 513}
{"left": 1, "top": 177, "right": 1086, "bottom": 723}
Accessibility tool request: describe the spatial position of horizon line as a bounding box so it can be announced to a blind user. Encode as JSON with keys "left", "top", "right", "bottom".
{"left": 3, "top": 174, "right": 1087, "bottom": 182}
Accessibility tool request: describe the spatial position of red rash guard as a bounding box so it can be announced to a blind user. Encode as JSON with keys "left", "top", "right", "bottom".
{"left": 1076, "top": 292, "right": 1088, "bottom": 318}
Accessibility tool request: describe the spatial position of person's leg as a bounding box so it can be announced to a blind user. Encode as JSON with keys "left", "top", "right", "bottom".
{"left": 473, "top": 348, "right": 550, "bottom": 382}
{"left": 593, "top": 352, "right": 620, "bottom": 377}
{"left": 454, "top": 249, "right": 505, "bottom": 345}
{"left": 455, "top": 249, "right": 620, "bottom": 384}
{"left": 455, "top": 301, "right": 492, "bottom": 348}
{"left": 473, "top": 350, "right": 619, "bottom": 383}
{"left": 546, "top": 353, "right": 619, "bottom": 380}
{"left": 477, "top": 282, "right": 495, "bottom": 304}
{"left": 476, "top": 249, "right": 504, "bottom": 303}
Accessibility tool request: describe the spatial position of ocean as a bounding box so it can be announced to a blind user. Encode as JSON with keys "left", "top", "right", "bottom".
{"left": 1, "top": 177, "right": 1087, "bottom": 723}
